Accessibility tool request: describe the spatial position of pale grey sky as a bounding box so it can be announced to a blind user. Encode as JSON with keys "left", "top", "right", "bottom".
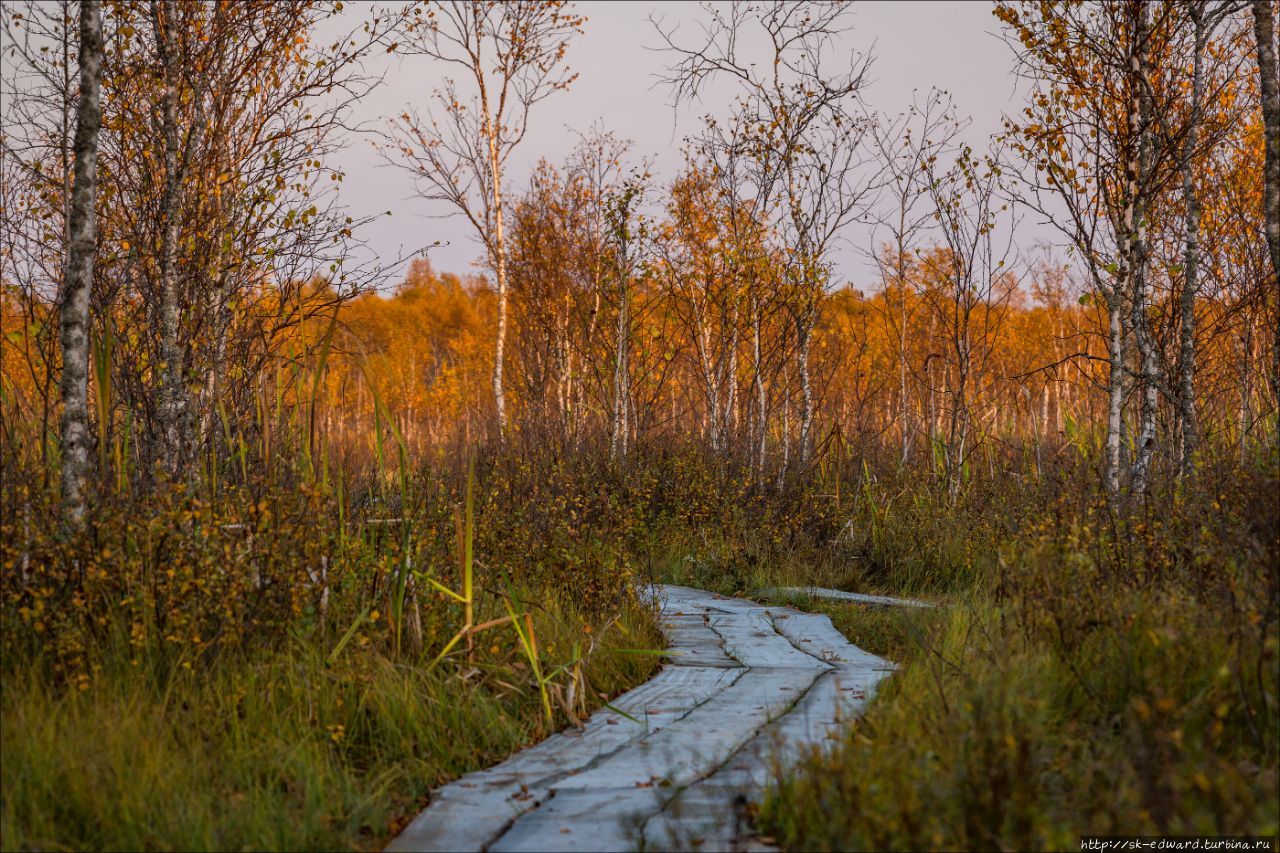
{"left": 324, "top": 1, "right": 1026, "bottom": 290}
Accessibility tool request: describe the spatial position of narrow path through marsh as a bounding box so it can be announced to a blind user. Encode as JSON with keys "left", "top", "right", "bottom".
{"left": 388, "top": 585, "right": 912, "bottom": 852}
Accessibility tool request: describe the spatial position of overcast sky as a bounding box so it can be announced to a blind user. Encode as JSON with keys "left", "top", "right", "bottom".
{"left": 322, "top": 1, "right": 1027, "bottom": 291}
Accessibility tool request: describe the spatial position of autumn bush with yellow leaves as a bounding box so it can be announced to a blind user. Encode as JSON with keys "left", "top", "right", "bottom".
{"left": 0, "top": 445, "right": 671, "bottom": 850}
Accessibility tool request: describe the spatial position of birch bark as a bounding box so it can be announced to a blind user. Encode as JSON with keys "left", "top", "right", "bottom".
{"left": 59, "top": 0, "right": 103, "bottom": 525}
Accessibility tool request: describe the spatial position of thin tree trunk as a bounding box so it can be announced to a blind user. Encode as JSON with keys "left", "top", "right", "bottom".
{"left": 926, "top": 311, "right": 939, "bottom": 451}
{"left": 1177, "top": 3, "right": 1207, "bottom": 476}
{"left": 1040, "top": 382, "right": 1050, "bottom": 442}
{"left": 796, "top": 307, "right": 814, "bottom": 465}
{"left": 1240, "top": 318, "right": 1254, "bottom": 463}
{"left": 559, "top": 291, "right": 572, "bottom": 445}
{"left": 780, "top": 383, "right": 791, "bottom": 481}
{"left": 1128, "top": 1, "right": 1159, "bottom": 494}
{"left": 59, "top": 0, "right": 103, "bottom": 527}
{"left": 1131, "top": 274, "right": 1160, "bottom": 493}
{"left": 578, "top": 288, "right": 601, "bottom": 451}
{"left": 491, "top": 190, "right": 509, "bottom": 440}
{"left": 59, "top": 0, "right": 73, "bottom": 302}
{"left": 948, "top": 323, "right": 971, "bottom": 497}
{"left": 1252, "top": 1, "right": 1280, "bottom": 410}
{"left": 753, "top": 297, "right": 766, "bottom": 472}
{"left": 898, "top": 284, "right": 911, "bottom": 465}
{"left": 1105, "top": 291, "right": 1125, "bottom": 497}
{"left": 203, "top": 182, "right": 231, "bottom": 469}
{"left": 609, "top": 270, "right": 629, "bottom": 461}
{"left": 153, "top": 0, "right": 187, "bottom": 475}
{"left": 476, "top": 17, "right": 509, "bottom": 441}
{"left": 694, "top": 306, "right": 718, "bottom": 452}
{"left": 726, "top": 311, "right": 738, "bottom": 452}
{"left": 1055, "top": 313, "right": 1066, "bottom": 433}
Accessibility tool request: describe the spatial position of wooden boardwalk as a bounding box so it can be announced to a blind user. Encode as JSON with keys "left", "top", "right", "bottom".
{"left": 387, "top": 585, "right": 897, "bottom": 852}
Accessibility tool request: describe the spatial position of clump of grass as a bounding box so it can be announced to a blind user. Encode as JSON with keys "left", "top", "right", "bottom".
{"left": 624, "top": 446, "right": 1054, "bottom": 599}
{"left": 0, "top": 595, "right": 658, "bottom": 851}
{"left": 759, "top": 461, "right": 1279, "bottom": 851}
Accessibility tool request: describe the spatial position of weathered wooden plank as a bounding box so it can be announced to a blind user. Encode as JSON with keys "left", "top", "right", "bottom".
{"left": 760, "top": 585, "right": 934, "bottom": 609}
{"left": 387, "top": 585, "right": 894, "bottom": 853}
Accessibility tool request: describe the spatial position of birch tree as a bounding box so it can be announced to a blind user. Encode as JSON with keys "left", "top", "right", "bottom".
{"left": 382, "top": 1, "right": 584, "bottom": 439}
{"left": 150, "top": 0, "right": 191, "bottom": 475}
{"left": 999, "top": 1, "right": 1204, "bottom": 495}
{"left": 1172, "top": 2, "right": 1250, "bottom": 474}
{"left": 58, "top": 0, "right": 102, "bottom": 525}
{"left": 657, "top": 166, "right": 745, "bottom": 457}
{"left": 1254, "top": 0, "right": 1280, "bottom": 408}
{"left": 108, "top": 1, "right": 397, "bottom": 479}
{"left": 656, "top": 0, "right": 873, "bottom": 465}
{"left": 606, "top": 178, "right": 647, "bottom": 461}
{"left": 2, "top": 4, "right": 70, "bottom": 484}
{"left": 918, "top": 143, "right": 1019, "bottom": 497}
{"left": 6, "top": 1, "right": 400, "bottom": 487}
{"left": 863, "top": 91, "right": 962, "bottom": 465}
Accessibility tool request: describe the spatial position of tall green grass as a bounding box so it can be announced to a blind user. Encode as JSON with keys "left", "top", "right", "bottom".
{"left": 759, "top": 459, "right": 1279, "bottom": 851}
{"left": 1, "top": 598, "right": 658, "bottom": 851}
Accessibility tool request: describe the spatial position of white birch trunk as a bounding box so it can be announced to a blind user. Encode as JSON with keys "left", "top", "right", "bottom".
{"left": 59, "top": 0, "right": 103, "bottom": 525}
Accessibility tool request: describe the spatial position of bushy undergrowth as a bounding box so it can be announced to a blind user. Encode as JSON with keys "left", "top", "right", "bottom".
{"left": 0, "top": 439, "right": 977, "bottom": 851}
{"left": 760, "top": 458, "right": 1279, "bottom": 851}
{"left": 0, "top": 440, "right": 953, "bottom": 851}
{"left": 0, "top": 454, "right": 668, "bottom": 851}
{"left": 4, "top": 439, "right": 1276, "bottom": 851}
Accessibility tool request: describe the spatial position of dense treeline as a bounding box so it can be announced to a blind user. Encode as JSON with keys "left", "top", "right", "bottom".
{"left": 3, "top": 2, "right": 1276, "bottom": 507}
